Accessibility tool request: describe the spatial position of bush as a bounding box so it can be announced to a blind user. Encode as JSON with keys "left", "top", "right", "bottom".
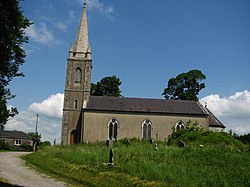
{"left": 18, "top": 144, "right": 33, "bottom": 151}
{"left": 236, "top": 133, "right": 250, "bottom": 144}
{"left": 0, "top": 141, "right": 13, "bottom": 150}
{"left": 40, "top": 141, "right": 51, "bottom": 147}
{"left": 168, "top": 129, "right": 244, "bottom": 148}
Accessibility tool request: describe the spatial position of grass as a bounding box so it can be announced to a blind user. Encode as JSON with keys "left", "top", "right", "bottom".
{"left": 23, "top": 138, "right": 250, "bottom": 187}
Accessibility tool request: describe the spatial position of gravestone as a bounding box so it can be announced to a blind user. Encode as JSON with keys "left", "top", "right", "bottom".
{"left": 154, "top": 142, "right": 158, "bottom": 150}
{"left": 108, "top": 148, "right": 114, "bottom": 166}
{"left": 178, "top": 139, "right": 186, "bottom": 148}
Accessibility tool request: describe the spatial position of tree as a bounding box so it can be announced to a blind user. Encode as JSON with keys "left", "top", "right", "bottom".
{"left": 91, "top": 75, "right": 122, "bottom": 97}
{"left": 162, "top": 69, "right": 206, "bottom": 101}
{"left": 28, "top": 132, "right": 42, "bottom": 145}
{"left": 0, "top": 0, "right": 32, "bottom": 128}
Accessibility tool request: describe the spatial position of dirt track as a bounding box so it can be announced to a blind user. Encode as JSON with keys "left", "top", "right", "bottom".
{"left": 0, "top": 152, "right": 67, "bottom": 187}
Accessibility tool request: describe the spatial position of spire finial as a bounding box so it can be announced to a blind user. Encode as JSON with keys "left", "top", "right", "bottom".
{"left": 84, "top": 0, "right": 87, "bottom": 8}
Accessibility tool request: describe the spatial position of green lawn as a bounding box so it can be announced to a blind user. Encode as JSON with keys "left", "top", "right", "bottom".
{"left": 23, "top": 139, "right": 250, "bottom": 187}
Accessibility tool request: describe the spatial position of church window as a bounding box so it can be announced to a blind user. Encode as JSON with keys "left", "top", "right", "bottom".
{"left": 175, "top": 121, "right": 185, "bottom": 131}
{"left": 108, "top": 118, "right": 119, "bottom": 140}
{"left": 142, "top": 119, "right": 152, "bottom": 139}
{"left": 75, "top": 68, "right": 82, "bottom": 83}
{"left": 74, "top": 100, "right": 78, "bottom": 109}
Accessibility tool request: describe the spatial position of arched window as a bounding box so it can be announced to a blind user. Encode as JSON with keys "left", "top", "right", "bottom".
{"left": 74, "top": 100, "right": 78, "bottom": 109}
{"left": 75, "top": 68, "right": 82, "bottom": 83}
{"left": 175, "top": 121, "right": 185, "bottom": 131}
{"left": 108, "top": 118, "right": 119, "bottom": 140}
{"left": 142, "top": 119, "right": 152, "bottom": 139}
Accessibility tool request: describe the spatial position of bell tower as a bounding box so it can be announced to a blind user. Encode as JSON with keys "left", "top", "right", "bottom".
{"left": 61, "top": 2, "right": 92, "bottom": 145}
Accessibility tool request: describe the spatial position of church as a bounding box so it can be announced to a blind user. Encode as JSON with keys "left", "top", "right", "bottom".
{"left": 61, "top": 3, "right": 225, "bottom": 145}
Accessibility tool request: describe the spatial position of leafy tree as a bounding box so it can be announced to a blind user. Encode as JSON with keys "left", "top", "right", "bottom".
{"left": 162, "top": 69, "right": 206, "bottom": 101}
{"left": 0, "top": 0, "right": 32, "bottom": 128}
{"left": 28, "top": 132, "right": 42, "bottom": 145}
{"left": 91, "top": 75, "right": 122, "bottom": 97}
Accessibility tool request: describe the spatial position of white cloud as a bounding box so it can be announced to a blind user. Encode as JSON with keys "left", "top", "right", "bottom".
{"left": 55, "top": 10, "right": 76, "bottom": 32}
{"left": 200, "top": 90, "right": 250, "bottom": 135}
{"left": 28, "top": 93, "right": 64, "bottom": 118}
{"left": 25, "top": 22, "right": 61, "bottom": 46}
{"left": 6, "top": 93, "right": 64, "bottom": 144}
{"left": 77, "top": 0, "right": 115, "bottom": 19}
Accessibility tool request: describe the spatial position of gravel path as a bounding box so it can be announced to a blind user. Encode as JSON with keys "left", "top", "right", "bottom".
{"left": 0, "top": 152, "right": 67, "bottom": 187}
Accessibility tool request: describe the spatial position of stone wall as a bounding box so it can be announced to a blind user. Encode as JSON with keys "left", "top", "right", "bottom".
{"left": 82, "top": 111, "right": 208, "bottom": 142}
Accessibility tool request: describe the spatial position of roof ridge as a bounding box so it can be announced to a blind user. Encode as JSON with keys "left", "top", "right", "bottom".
{"left": 89, "top": 95, "right": 197, "bottom": 102}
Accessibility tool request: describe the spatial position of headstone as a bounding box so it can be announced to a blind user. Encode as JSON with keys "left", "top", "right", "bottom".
{"left": 108, "top": 148, "right": 114, "bottom": 166}
{"left": 154, "top": 143, "right": 158, "bottom": 150}
{"left": 178, "top": 139, "right": 186, "bottom": 148}
{"left": 150, "top": 139, "right": 154, "bottom": 144}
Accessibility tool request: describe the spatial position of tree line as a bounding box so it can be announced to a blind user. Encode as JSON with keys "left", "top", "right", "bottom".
{"left": 91, "top": 69, "right": 206, "bottom": 102}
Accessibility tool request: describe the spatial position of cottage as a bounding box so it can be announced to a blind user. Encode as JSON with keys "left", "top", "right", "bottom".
{"left": 0, "top": 130, "right": 33, "bottom": 147}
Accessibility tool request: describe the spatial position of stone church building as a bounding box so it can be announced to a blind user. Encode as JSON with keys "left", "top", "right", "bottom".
{"left": 61, "top": 3, "right": 225, "bottom": 145}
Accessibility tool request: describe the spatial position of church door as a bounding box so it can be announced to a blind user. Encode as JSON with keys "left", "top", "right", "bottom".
{"left": 70, "top": 130, "right": 77, "bottom": 144}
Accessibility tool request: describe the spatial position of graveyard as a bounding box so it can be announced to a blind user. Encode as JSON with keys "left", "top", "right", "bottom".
{"left": 23, "top": 131, "right": 250, "bottom": 186}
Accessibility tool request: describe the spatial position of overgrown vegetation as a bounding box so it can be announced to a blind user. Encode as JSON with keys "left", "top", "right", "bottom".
{"left": 167, "top": 121, "right": 245, "bottom": 150}
{"left": 236, "top": 133, "right": 250, "bottom": 144}
{"left": 24, "top": 132, "right": 250, "bottom": 187}
{"left": 0, "top": 141, "right": 32, "bottom": 151}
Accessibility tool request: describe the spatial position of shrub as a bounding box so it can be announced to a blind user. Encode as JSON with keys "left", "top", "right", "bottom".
{"left": 19, "top": 144, "right": 33, "bottom": 151}
{"left": 39, "top": 141, "right": 51, "bottom": 147}
{"left": 168, "top": 128, "right": 244, "bottom": 148}
{"left": 236, "top": 133, "right": 250, "bottom": 144}
{"left": 0, "top": 141, "right": 13, "bottom": 150}
{"left": 186, "top": 120, "right": 204, "bottom": 132}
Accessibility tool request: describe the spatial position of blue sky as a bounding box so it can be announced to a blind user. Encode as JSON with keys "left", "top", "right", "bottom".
{"left": 6, "top": 0, "right": 250, "bottom": 143}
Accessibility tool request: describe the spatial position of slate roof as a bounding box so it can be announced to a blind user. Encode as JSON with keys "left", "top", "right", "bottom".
{"left": 0, "top": 130, "right": 31, "bottom": 139}
{"left": 85, "top": 96, "right": 226, "bottom": 128}
{"left": 86, "top": 96, "right": 207, "bottom": 116}
{"left": 204, "top": 108, "right": 226, "bottom": 128}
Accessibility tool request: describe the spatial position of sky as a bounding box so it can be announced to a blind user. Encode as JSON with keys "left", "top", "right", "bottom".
{"left": 6, "top": 0, "right": 250, "bottom": 144}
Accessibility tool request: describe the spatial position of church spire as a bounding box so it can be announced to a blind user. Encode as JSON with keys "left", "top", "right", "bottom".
{"left": 70, "top": 1, "right": 90, "bottom": 55}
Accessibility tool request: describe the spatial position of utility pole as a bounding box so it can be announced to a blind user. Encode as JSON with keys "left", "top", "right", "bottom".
{"left": 35, "top": 114, "right": 39, "bottom": 133}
